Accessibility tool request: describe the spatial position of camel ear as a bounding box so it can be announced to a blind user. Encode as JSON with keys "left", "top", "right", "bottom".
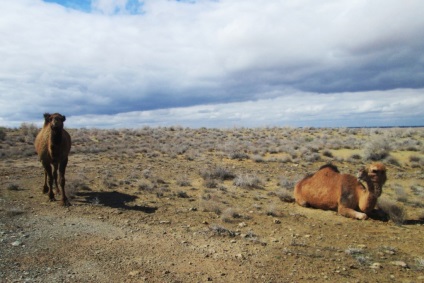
{"left": 43, "top": 113, "right": 51, "bottom": 124}
{"left": 62, "top": 115, "right": 66, "bottom": 122}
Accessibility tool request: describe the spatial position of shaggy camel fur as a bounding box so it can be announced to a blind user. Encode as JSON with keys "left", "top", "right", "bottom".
{"left": 294, "top": 163, "right": 387, "bottom": 220}
{"left": 34, "top": 113, "right": 72, "bottom": 206}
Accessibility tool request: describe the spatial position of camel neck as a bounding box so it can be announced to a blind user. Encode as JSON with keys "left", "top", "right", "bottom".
{"left": 50, "top": 127, "right": 63, "bottom": 145}
{"left": 358, "top": 179, "right": 380, "bottom": 213}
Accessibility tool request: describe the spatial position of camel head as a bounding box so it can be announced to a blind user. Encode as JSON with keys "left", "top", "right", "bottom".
{"left": 361, "top": 162, "right": 387, "bottom": 197}
{"left": 44, "top": 113, "right": 66, "bottom": 130}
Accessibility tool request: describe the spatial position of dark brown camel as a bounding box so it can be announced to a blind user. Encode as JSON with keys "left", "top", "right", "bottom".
{"left": 34, "top": 113, "right": 72, "bottom": 206}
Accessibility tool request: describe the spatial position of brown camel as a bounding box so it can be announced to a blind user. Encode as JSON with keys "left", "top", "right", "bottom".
{"left": 34, "top": 113, "right": 72, "bottom": 206}
{"left": 294, "top": 163, "right": 387, "bottom": 220}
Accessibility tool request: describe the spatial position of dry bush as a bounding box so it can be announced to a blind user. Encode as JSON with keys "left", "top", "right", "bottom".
{"left": 176, "top": 175, "right": 191, "bottom": 187}
{"left": 200, "top": 166, "right": 235, "bottom": 181}
{"left": 276, "top": 188, "right": 295, "bottom": 203}
{"left": 200, "top": 194, "right": 225, "bottom": 215}
{"left": 67, "top": 179, "right": 91, "bottom": 199}
{"left": 209, "top": 225, "right": 236, "bottom": 237}
{"left": 233, "top": 174, "right": 263, "bottom": 190}
{"left": 410, "top": 185, "right": 424, "bottom": 197}
{"left": 364, "top": 137, "right": 391, "bottom": 161}
{"left": 221, "top": 207, "right": 242, "bottom": 223}
{"left": 377, "top": 197, "right": 406, "bottom": 225}
{"left": 393, "top": 184, "right": 408, "bottom": 203}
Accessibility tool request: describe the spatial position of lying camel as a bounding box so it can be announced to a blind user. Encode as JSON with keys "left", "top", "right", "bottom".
{"left": 294, "top": 163, "right": 387, "bottom": 220}
{"left": 34, "top": 113, "right": 72, "bottom": 206}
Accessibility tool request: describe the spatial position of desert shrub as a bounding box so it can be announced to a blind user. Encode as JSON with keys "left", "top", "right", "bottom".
{"left": 350, "top": 154, "right": 362, "bottom": 160}
{"left": 200, "top": 198, "right": 224, "bottom": 215}
{"left": 67, "top": 179, "right": 90, "bottom": 199}
{"left": 209, "top": 225, "right": 236, "bottom": 237}
{"left": 176, "top": 191, "right": 190, "bottom": 198}
{"left": 377, "top": 197, "right": 406, "bottom": 225}
{"left": 233, "top": 174, "right": 263, "bottom": 190}
{"left": 278, "top": 177, "right": 296, "bottom": 191}
{"left": 393, "top": 184, "right": 408, "bottom": 202}
{"left": 409, "top": 155, "right": 421, "bottom": 163}
{"left": 384, "top": 156, "right": 401, "bottom": 167}
{"left": 410, "top": 185, "right": 424, "bottom": 197}
{"left": 251, "top": 154, "right": 265, "bottom": 163}
{"left": 7, "top": 184, "right": 20, "bottom": 191}
{"left": 0, "top": 127, "right": 6, "bottom": 141}
{"left": 322, "top": 150, "right": 333, "bottom": 158}
{"left": 176, "top": 175, "right": 191, "bottom": 187}
{"left": 304, "top": 152, "right": 321, "bottom": 162}
{"left": 138, "top": 181, "right": 155, "bottom": 193}
{"left": 229, "top": 151, "right": 249, "bottom": 160}
{"left": 203, "top": 178, "right": 218, "bottom": 188}
{"left": 363, "top": 137, "right": 391, "bottom": 161}
{"left": 200, "top": 166, "right": 235, "bottom": 181}
{"left": 276, "top": 188, "right": 295, "bottom": 203}
{"left": 416, "top": 258, "right": 424, "bottom": 269}
{"left": 20, "top": 123, "right": 38, "bottom": 137}
{"left": 409, "top": 155, "right": 423, "bottom": 168}
{"left": 221, "top": 207, "right": 241, "bottom": 223}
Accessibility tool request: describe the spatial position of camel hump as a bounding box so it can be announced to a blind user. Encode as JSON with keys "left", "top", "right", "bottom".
{"left": 319, "top": 163, "right": 340, "bottom": 173}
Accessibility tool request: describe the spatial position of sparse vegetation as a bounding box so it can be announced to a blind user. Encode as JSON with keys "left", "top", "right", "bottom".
{"left": 1, "top": 126, "right": 423, "bottom": 282}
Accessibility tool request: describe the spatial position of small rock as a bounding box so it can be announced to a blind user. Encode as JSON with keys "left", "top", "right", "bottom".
{"left": 235, "top": 253, "right": 245, "bottom": 260}
{"left": 273, "top": 219, "right": 281, "bottom": 224}
{"left": 11, "top": 240, "right": 21, "bottom": 247}
{"left": 238, "top": 222, "right": 247, "bottom": 228}
{"left": 129, "top": 270, "right": 140, "bottom": 276}
{"left": 390, "top": 261, "right": 408, "bottom": 268}
{"left": 304, "top": 234, "right": 311, "bottom": 238}
{"left": 370, "top": 262, "right": 382, "bottom": 269}
{"left": 159, "top": 220, "right": 171, "bottom": 224}
{"left": 357, "top": 244, "right": 367, "bottom": 249}
{"left": 230, "top": 239, "right": 237, "bottom": 243}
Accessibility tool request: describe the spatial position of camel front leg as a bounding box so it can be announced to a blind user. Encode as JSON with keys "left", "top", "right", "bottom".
{"left": 43, "top": 169, "right": 49, "bottom": 194}
{"left": 42, "top": 161, "right": 55, "bottom": 202}
{"left": 338, "top": 205, "right": 368, "bottom": 220}
{"left": 59, "top": 158, "right": 70, "bottom": 206}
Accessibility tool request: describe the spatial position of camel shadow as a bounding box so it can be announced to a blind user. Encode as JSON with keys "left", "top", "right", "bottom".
{"left": 76, "top": 191, "right": 158, "bottom": 213}
{"left": 367, "top": 209, "right": 424, "bottom": 225}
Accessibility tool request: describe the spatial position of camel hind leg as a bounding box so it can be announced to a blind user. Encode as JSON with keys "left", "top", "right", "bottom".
{"left": 58, "top": 157, "right": 70, "bottom": 206}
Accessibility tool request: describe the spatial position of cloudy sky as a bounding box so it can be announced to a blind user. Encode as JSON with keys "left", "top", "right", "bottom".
{"left": 1, "top": 0, "right": 424, "bottom": 128}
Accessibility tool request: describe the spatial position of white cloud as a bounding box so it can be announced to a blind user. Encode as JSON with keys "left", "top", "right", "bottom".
{"left": 1, "top": 1, "right": 424, "bottom": 128}
{"left": 58, "top": 89, "right": 424, "bottom": 129}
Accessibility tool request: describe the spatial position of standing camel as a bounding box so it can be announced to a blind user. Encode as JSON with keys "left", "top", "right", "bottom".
{"left": 34, "top": 113, "right": 72, "bottom": 206}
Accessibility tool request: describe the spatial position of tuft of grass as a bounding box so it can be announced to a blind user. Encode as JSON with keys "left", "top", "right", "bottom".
{"left": 7, "top": 184, "right": 21, "bottom": 191}
{"left": 209, "top": 225, "right": 236, "bottom": 237}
